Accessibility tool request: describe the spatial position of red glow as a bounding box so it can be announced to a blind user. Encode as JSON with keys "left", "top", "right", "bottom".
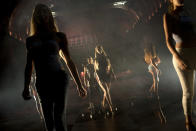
{"left": 80, "top": 72, "right": 85, "bottom": 77}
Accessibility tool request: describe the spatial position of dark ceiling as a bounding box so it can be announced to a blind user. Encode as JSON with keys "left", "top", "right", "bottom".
{"left": 1, "top": 0, "right": 167, "bottom": 46}
{"left": 0, "top": 0, "right": 20, "bottom": 40}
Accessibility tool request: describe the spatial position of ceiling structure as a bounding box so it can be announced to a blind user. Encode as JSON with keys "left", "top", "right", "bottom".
{"left": 7, "top": 0, "right": 167, "bottom": 47}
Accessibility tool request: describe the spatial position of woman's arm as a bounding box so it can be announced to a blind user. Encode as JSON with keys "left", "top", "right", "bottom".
{"left": 163, "top": 13, "right": 179, "bottom": 58}
{"left": 58, "top": 33, "right": 86, "bottom": 97}
{"left": 150, "top": 59, "right": 159, "bottom": 71}
{"left": 163, "top": 13, "right": 188, "bottom": 70}
{"left": 83, "top": 66, "right": 87, "bottom": 87}
{"left": 150, "top": 59, "right": 161, "bottom": 76}
{"left": 106, "top": 59, "right": 117, "bottom": 80}
{"left": 24, "top": 53, "right": 33, "bottom": 88}
{"left": 23, "top": 40, "right": 33, "bottom": 100}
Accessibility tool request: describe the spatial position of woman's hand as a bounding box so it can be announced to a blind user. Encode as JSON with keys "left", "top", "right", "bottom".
{"left": 175, "top": 55, "right": 189, "bottom": 70}
{"left": 77, "top": 85, "right": 87, "bottom": 98}
{"left": 22, "top": 87, "right": 32, "bottom": 100}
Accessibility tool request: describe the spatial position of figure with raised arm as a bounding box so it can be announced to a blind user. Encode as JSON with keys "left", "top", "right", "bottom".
{"left": 94, "top": 45, "right": 116, "bottom": 114}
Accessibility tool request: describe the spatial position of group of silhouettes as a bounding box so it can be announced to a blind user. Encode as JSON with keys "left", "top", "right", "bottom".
{"left": 81, "top": 45, "right": 117, "bottom": 119}
{"left": 22, "top": 0, "right": 196, "bottom": 131}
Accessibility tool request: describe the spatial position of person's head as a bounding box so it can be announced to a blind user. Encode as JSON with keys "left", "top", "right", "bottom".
{"left": 30, "top": 4, "right": 58, "bottom": 36}
{"left": 168, "top": 0, "right": 184, "bottom": 12}
{"left": 170, "top": 0, "right": 184, "bottom": 7}
{"left": 153, "top": 56, "right": 161, "bottom": 65}
{"left": 95, "top": 45, "right": 104, "bottom": 54}
{"left": 87, "top": 57, "right": 94, "bottom": 64}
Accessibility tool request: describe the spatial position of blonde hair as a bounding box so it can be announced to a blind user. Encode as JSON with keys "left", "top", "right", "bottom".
{"left": 30, "top": 4, "right": 58, "bottom": 36}
{"left": 144, "top": 46, "right": 160, "bottom": 65}
{"left": 144, "top": 48, "right": 153, "bottom": 65}
{"left": 95, "top": 45, "right": 107, "bottom": 57}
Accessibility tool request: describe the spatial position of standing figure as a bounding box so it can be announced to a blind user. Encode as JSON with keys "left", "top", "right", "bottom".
{"left": 144, "top": 47, "right": 166, "bottom": 124}
{"left": 83, "top": 57, "right": 97, "bottom": 116}
{"left": 22, "top": 4, "right": 86, "bottom": 131}
{"left": 163, "top": 0, "right": 196, "bottom": 130}
{"left": 94, "top": 45, "right": 116, "bottom": 113}
{"left": 144, "top": 47, "right": 161, "bottom": 93}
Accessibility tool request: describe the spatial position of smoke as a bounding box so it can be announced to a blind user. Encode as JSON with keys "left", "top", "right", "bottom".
{"left": 1, "top": 0, "right": 196, "bottom": 131}
{"left": 0, "top": 35, "right": 33, "bottom": 122}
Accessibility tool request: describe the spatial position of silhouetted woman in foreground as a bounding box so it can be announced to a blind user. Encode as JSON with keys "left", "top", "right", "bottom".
{"left": 22, "top": 4, "right": 86, "bottom": 131}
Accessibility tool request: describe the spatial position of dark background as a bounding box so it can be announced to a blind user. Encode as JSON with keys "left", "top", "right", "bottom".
{"left": 0, "top": 0, "right": 196, "bottom": 131}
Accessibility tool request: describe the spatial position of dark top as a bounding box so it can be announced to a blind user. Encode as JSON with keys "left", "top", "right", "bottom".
{"left": 171, "top": 11, "right": 195, "bottom": 43}
{"left": 26, "top": 32, "right": 66, "bottom": 78}
{"left": 95, "top": 53, "right": 113, "bottom": 82}
{"left": 96, "top": 53, "right": 108, "bottom": 73}
{"left": 85, "top": 64, "right": 96, "bottom": 84}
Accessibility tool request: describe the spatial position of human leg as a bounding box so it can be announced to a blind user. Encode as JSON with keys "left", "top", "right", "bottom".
{"left": 149, "top": 71, "right": 156, "bottom": 93}
{"left": 99, "top": 82, "right": 107, "bottom": 109}
{"left": 173, "top": 56, "right": 196, "bottom": 131}
{"left": 105, "top": 82, "right": 113, "bottom": 112}
{"left": 54, "top": 97, "right": 66, "bottom": 131}
{"left": 95, "top": 73, "right": 107, "bottom": 110}
{"left": 54, "top": 72, "right": 68, "bottom": 131}
{"left": 40, "top": 98, "right": 54, "bottom": 131}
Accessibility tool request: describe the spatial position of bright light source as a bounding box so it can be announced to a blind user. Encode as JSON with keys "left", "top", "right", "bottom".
{"left": 113, "top": 1, "right": 127, "bottom": 6}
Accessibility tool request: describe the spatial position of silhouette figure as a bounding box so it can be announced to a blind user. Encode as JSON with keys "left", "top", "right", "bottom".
{"left": 22, "top": 4, "right": 86, "bottom": 131}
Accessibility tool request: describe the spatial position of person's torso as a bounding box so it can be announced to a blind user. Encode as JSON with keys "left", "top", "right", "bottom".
{"left": 86, "top": 64, "right": 95, "bottom": 80}
{"left": 148, "top": 63, "right": 158, "bottom": 74}
{"left": 171, "top": 11, "right": 196, "bottom": 47}
{"left": 27, "top": 33, "right": 65, "bottom": 76}
{"left": 96, "top": 54, "right": 108, "bottom": 72}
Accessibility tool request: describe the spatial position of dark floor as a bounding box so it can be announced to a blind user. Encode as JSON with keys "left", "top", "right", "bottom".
{"left": 1, "top": 73, "right": 196, "bottom": 131}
